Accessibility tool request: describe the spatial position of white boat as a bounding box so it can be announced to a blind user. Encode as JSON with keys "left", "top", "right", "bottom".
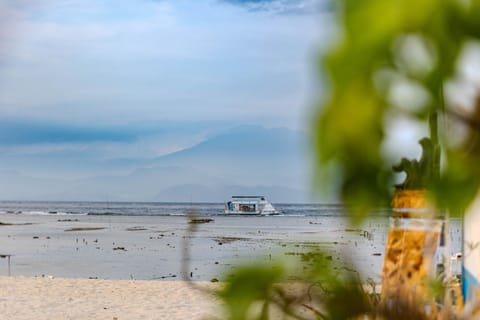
{"left": 224, "top": 196, "right": 279, "bottom": 215}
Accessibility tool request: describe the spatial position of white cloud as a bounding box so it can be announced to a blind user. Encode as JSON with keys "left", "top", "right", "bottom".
{"left": 222, "top": 0, "right": 324, "bottom": 15}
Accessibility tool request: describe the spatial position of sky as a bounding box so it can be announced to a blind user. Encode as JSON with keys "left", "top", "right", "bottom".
{"left": 2, "top": 0, "right": 478, "bottom": 201}
{"left": 0, "top": 0, "right": 330, "bottom": 163}
{"left": 0, "top": 0, "right": 328, "bottom": 127}
{"left": 0, "top": 0, "right": 331, "bottom": 201}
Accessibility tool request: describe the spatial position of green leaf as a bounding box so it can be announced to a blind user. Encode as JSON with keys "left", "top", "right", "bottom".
{"left": 220, "top": 264, "right": 284, "bottom": 320}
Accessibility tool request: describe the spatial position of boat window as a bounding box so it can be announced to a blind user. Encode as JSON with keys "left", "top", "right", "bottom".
{"left": 239, "top": 204, "right": 256, "bottom": 212}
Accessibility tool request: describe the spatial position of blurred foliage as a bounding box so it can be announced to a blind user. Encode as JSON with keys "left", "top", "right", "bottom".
{"left": 314, "top": 0, "right": 480, "bottom": 220}
{"left": 218, "top": 251, "right": 361, "bottom": 320}
{"left": 220, "top": 264, "right": 284, "bottom": 320}
{"left": 216, "top": 249, "right": 458, "bottom": 320}
{"left": 392, "top": 137, "right": 440, "bottom": 190}
{"left": 216, "top": 0, "right": 480, "bottom": 319}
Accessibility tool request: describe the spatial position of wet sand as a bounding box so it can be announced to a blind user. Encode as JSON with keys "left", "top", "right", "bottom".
{"left": 0, "top": 214, "right": 463, "bottom": 281}
{"left": 0, "top": 214, "right": 402, "bottom": 281}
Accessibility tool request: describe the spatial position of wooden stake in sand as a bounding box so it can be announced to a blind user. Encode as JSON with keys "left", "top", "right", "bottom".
{"left": 0, "top": 254, "right": 13, "bottom": 276}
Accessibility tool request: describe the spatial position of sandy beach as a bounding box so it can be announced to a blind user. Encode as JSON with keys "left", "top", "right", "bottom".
{"left": 0, "top": 276, "right": 330, "bottom": 320}
{"left": 0, "top": 276, "right": 222, "bottom": 320}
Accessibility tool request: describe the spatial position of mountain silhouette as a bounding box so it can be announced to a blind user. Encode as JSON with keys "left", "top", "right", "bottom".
{"left": 0, "top": 126, "right": 311, "bottom": 203}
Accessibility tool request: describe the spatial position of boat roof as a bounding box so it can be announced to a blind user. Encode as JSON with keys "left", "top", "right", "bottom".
{"left": 231, "top": 196, "right": 265, "bottom": 199}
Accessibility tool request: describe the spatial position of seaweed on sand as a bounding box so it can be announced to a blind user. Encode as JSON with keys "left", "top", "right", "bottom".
{"left": 189, "top": 218, "right": 214, "bottom": 224}
{"left": 64, "top": 227, "right": 105, "bottom": 232}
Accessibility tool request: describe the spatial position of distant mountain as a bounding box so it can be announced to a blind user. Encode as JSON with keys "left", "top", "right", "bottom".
{"left": 146, "top": 125, "right": 311, "bottom": 202}
{"left": 155, "top": 184, "right": 307, "bottom": 203}
{"left": 154, "top": 125, "right": 302, "bottom": 160}
{"left": 0, "top": 125, "right": 313, "bottom": 203}
{"left": 149, "top": 125, "right": 309, "bottom": 189}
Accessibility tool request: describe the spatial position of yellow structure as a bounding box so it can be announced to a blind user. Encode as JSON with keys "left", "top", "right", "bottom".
{"left": 381, "top": 190, "right": 442, "bottom": 305}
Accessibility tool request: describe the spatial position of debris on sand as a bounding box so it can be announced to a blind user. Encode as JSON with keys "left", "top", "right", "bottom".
{"left": 126, "top": 226, "right": 148, "bottom": 231}
{"left": 189, "top": 218, "right": 214, "bottom": 224}
{"left": 213, "top": 236, "right": 247, "bottom": 244}
{"left": 64, "top": 227, "right": 105, "bottom": 232}
{"left": 0, "top": 222, "right": 33, "bottom": 226}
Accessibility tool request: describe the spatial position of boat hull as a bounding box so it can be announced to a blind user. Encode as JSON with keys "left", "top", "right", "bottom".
{"left": 223, "top": 210, "right": 279, "bottom": 216}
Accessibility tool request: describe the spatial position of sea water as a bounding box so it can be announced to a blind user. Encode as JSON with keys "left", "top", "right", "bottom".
{"left": 0, "top": 201, "right": 344, "bottom": 217}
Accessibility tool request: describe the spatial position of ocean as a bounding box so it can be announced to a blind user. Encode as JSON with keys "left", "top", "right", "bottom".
{"left": 0, "top": 201, "right": 348, "bottom": 217}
